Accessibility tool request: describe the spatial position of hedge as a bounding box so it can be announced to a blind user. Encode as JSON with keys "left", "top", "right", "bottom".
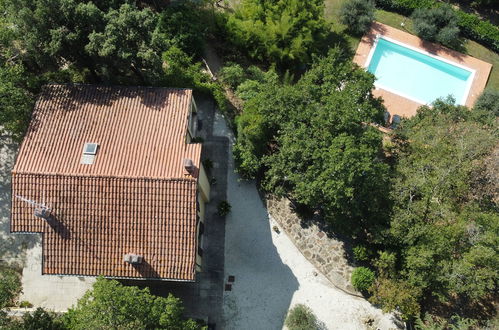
{"left": 374, "top": 0, "right": 499, "bottom": 52}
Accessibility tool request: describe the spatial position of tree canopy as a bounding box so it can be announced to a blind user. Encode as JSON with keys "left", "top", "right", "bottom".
{"left": 234, "top": 48, "right": 390, "bottom": 237}
{"left": 371, "top": 99, "right": 498, "bottom": 319}
{"left": 226, "top": 0, "right": 330, "bottom": 68}
{"left": 63, "top": 278, "right": 198, "bottom": 330}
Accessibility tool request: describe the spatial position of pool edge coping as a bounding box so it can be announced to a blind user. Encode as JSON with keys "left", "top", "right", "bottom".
{"left": 364, "top": 34, "right": 476, "bottom": 106}
{"left": 353, "top": 22, "right": 493, "bottom": 118}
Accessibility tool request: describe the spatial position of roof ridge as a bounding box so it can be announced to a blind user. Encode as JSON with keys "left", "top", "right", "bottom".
{"left": 12, "top": 171, "right": 198, "bottom": 182}
{"left": 42, "top": 83, "right": 194, "bottom": 92}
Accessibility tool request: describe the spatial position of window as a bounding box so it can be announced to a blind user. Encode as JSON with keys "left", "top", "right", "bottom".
{"left": 83, "top": 143, "right": 98, "bottom": 155}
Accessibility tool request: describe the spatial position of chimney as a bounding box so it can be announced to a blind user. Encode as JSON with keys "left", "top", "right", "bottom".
{"left": 123, "top": 254, "right": 143, "bottom": 265}
{"left": 183, "top": 158, "right": 194, "bottom": 174}
{"left": 34, "top": 207, "right": 51, "bottom": 220}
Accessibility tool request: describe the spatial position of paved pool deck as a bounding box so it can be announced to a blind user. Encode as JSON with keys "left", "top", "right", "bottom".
{"left": 353, "top": 22, "right": 493, "bottom": 118}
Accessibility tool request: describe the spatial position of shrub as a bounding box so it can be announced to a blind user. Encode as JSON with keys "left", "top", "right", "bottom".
{"left": 412, "top": 6, "right": 460, "bottom": 48}
{"left": 0, "top": 268, "right": 21, "bottom": 308}
{"left": 351, "top": 267, "right": 375, "bottom": 292}
{"left": 353, "top": 245, "right": 370, "bottom": 262}
{"left": 474, "top": 89, "right": 499, "bottom": 117}
{"left": 219, "top": 63, "right": 246, "bottom": 90}
{"left": 20, "top": 308, "right": 64, "bottom": 330}
{"left": 340, "top": 0, "right": 376, "bottom": 36}
{"left": 285, "top": 304, "right": 318, "bottom": 330}
{"left": 217, "top": 201, "right": 231, "bottom": 216}
{"left": 369, "top": 278, "right": 421, "bottom": 321}
{"left": 374, "top": 0, "right": 499, "bottom": 52}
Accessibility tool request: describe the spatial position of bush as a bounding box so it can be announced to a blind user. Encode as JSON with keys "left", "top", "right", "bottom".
{"left": 353, "top": 246, "right": 370, "bottom": 262}
{"left": 412, "top": 6, "right": 460, "bottom": 48}
{"left": 20, "top": 308, "right": 64, "bottom": 330}
{"left": 217, "top": 201, "right": 231, "bottom": 216}
{"left": 285, "top": 304, "right": 318, "bottom": 330}
{"left": 369, "top": 278, "right": 421, "bottom": 321}
{"left": 340, "top": 0, "right": 376, "bottom": 36}
{"left": 219, "top": 63, "right": 246, "bottom": 90}
{"left": 474, "top": 89, "right": 499, "bottom": 117}
{"left": 374, "top": 0, "right": 499, "bottom": 52}
{"left": 0, "top": 268, "right": 21, "bottom": 308}
{"left": 351, "top": 267, "right": 375, "bottom": 292}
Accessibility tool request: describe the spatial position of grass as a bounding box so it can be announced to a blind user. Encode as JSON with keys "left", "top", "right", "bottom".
{"left": 324, "top": 0, "right": 499, "bottom": 90}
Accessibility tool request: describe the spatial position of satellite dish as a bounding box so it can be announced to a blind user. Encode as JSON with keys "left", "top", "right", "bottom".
{"left": 15, "top": 195, "right": 52, "bottom": 220}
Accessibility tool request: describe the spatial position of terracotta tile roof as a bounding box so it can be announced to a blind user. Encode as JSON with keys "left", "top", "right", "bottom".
{"left": 11, "top": 85, "right": 201, "bottom": 281}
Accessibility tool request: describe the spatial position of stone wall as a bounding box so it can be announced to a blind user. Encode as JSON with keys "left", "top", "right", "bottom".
{"left": 266, "top": 196, "right": 361, "bottom": 296}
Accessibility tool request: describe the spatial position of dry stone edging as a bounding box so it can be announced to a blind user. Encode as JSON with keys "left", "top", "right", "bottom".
{"left": 266, "top": 196, "right": 362, "bottom": 297}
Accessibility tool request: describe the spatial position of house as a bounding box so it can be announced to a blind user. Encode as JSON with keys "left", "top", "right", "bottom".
{"left": 10, "top": 84, "right": 210, "bottom": 281}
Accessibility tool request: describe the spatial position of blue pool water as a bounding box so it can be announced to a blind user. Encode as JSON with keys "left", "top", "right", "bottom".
{"left": 367, "top": 38, "right": 472, "bottom": 105}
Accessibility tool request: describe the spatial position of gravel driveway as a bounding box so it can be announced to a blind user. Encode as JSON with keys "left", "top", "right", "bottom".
{"left": 217, "top": 115, "right": 399, "bottom": 330}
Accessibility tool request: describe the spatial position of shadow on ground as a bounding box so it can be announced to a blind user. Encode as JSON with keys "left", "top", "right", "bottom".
{"left": 220, "top": 108, "right": 299, "bottom": 329}
{"left": 0, "top": 136, "right": 39, "bottom": 267}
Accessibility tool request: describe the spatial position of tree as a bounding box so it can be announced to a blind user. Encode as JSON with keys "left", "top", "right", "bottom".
{"left": 63, "top": 278, "right": 198, "bottom": 330}
{"left": 2, "top": 0, "right": 208, "bottom": 84}
{"left": 383, "top": 99, "right": 498, "bottom": 313}
{"left": 226, "top": 0, "right": 330, "bottom": 68}
{"left": 340, "top": 0, "right": 375, "bottom": 36}
{"left": 285, "top": 304, "right": 318, "bottom": 330}
{"left": 411, "top": 6, "right": 460, "bottom": 48}
{"left": 0, "top": 65, "right": 34, "bottom": 139}
{"left": 85, "top": 3, "right": 169, "bottom": 84}
{"left": 234, "top": 49, "right": 390, "bottom": 237}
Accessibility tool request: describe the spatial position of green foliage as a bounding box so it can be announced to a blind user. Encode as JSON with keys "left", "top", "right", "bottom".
{"left": 351, "top": 267, "right": 375, "bottom": 292}
{"left": 85, "top": 3, "right": 168, "bottom": 84}
{"left": 369, "top": 278, "right": 421, "bottom": 321}
{"left": 353, "top": 246, "right": 370, "bottom": 262}
{"left": 234, "top": 49, "right": 389, "bottom": 236}
{"left": 374, "top": 0, "right": 499, "bottom": 52}
{"left": 219, "top": 63, "right": 246, "bottom": 90}
{"left": 285, "top": 304, "right": 318, "bottom": 330}
{"left": 16, "top": 308, "right": 64, "bottom": 330}
{"left": 63, "top": 278, "right": 197, "bottom": 330}
{"left": 18, "top": 301, "right": 32, "bottom": 308}
{"left": 226, "top": 0, "right": 330, "bottom": 68}
{"left": 415, "top": 313, "right": 478, "bottom": 330}
{"left": 0, "top": 0, "right": 214, "bottom": 138}
{"left": 412, "top": 6, "right": 460, "bottom": 48}
{"left": 162, "top": 46, "right": 229, "bottom": 114}
{"left": 340, "top": 0, "right": 376, "bottom": 36}
{"left": 217, "top": 201, "right": 231, "bottom": 216}
{"left": 474, "top": 89, "right": 499, "bottom": 118}
{"left": 2, "top": 0, "right": 209, "bottom": 84}
{"left": 384, "top": 99, "right": 498, "bottom": 311}
{"left": 157, "top": 2, "right": 207, "bottom": 57}
{"left": 0, "top": 267, "right": 21, "bottom": 308}
{"left": 373, "top": 251, "right": 396, "bottom": 277}
{"left": 454, "top": 10, "right": 499, "bottom": 53}
{"left": 0, "top": 65, "right": 34, "bottom": 140}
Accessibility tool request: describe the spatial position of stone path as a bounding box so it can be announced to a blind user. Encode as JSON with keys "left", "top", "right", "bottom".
{"left": 267, "top": 196, "right": 359, "bottom": 296}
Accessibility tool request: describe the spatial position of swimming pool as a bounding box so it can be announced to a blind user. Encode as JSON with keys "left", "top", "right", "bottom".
{"left": 366, "top": 36, "right": 475, "bottom": 105}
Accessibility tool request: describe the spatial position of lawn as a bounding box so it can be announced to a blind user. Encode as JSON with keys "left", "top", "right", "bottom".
{"left": 324, "top": 0, "right": 499, "bottom": 90}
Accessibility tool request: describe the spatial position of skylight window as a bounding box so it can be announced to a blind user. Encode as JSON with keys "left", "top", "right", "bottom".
{"left": 83, "top": 143, "right": 98, "bottom": 155}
